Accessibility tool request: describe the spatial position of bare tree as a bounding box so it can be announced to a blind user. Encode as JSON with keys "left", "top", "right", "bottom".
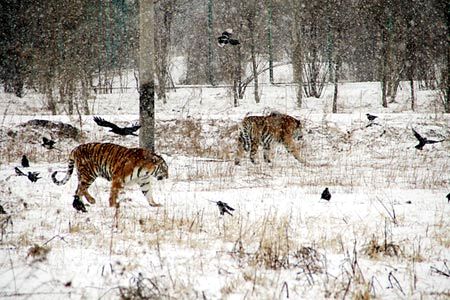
{"left": 139, "top": 0, "right": 155, "bottom": 151}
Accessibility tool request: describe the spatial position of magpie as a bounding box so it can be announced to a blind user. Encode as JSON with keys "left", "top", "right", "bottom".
{"left": 412, "top": 128, "right": 445, "bottom": 150}
{"left": 446, "top": 193, "right": 450, "bottom": 203}
{"left": 72, "top": 195, "right": 87, "bottom": 213}
{"left": 366, "top": 113, "right": 378, "bottom": 122}
{"left": 218, "top": 29, "right": 240, "bottom": 47}
{"left": 93, "top": 116, "right": 141, "bottom": 136}
{"left": 14, "top": 167, "right": 41, "bottom": 182}
{"left": 321, "top": 188, "right": 331, "bottom": 201}
{"left": 21, "top": 155, "right": 30, "bottom": 168}
{"left": 42, "top": 137, "right": 56, "bottom": 149}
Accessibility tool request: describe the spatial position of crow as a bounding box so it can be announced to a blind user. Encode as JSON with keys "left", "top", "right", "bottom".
{"left": 42, "top": 137, "right": 56, "bottom": 149}
{"left": 446, "top": 193, "right": 450, "bottom": 203}
{"left": 218, "top": 29, "right": 240, "bottom": 47}
{"left": 14, "top": 167, "right": 41, "bottom": 182}
{"left": 72, "top": 195, "right": 87, "bottom": 213}
{"left": 412, "top": 128, "right": 445, "bottom": 150}
{"left": 0, "top": 204, "right": 6, "bottom": 214}
{"left": 321, "top": 188, "right": 331, "bottom": 201}
{"left": 93, "top": 116, "right": 141, "bottom": 136}
{"left": 21, "top": 155, "right": 30, "bottom": 168}
{"left": 366, "top": 113, "right": 378, "bottom": 122}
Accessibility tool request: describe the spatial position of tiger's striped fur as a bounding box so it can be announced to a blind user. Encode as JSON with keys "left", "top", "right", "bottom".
{"left": 52, "top": 142, "right": 168, "bottom": 208}
{"left": 235, "top": 112, "right": 304, "bottom": 165}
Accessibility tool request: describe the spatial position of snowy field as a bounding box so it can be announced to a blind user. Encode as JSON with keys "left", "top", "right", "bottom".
{"left": 0, "top": 79, "right": 449, "bottom": 299}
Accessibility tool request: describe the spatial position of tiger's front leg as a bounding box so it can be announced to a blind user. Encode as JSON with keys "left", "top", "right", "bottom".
{"left": 139, "top": 178, "right": 162, "bottom": 207}
{"left": 249, "top": 138, "right": 259, "bottom": 164}
{"left": 284, "top": 141, "right": 308, "bottom": 165}
{"left": 263, "top": 142, "right": 272, "bottom": 163}
{"left": 109, "top": 179, "right": 123, "bottom": 207}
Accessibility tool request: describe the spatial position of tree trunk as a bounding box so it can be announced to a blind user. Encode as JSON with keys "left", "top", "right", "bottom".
{"left": 248, "top": 10, "right": 260, "bottom": 103}
{"left": 291, "top": 0, "right": 303, "bottom": 108}
{"left": 139, "top": 0, "right": 155, "bottom": 151}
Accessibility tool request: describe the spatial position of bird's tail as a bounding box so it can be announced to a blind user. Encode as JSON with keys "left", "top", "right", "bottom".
{"left": 52, "top": 158, "right": 75, "bottom": 185}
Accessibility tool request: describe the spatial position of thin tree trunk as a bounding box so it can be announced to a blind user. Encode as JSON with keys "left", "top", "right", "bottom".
{"left": 139, "top": 0, "right": 155, "bottom": 151}
{"left": 291, "top": 0, "right": 303, "bottom": 108}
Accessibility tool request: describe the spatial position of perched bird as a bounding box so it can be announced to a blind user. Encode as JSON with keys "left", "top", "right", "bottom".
{"left": 412, "top": 128, "right": 445, "bottom": 150}
{"left": 218, "top": 29, "right": 240, "bottom": 47}
{"left": 209, "top": 200, "right": 234, "bottom": 216}
{"left": 320, "top": 188, "right": 331, "bottom": 201}
{"left": 93, "top": 116, "right": 141, "bottom": 136}
{"left": 72, "top": 195, "right": 87, "bottom": 213}
{"left": 21, "top": 155, "right": 30, "bottom": 168}
{"left": 42, "top": 137, "right": 56, "bottom": 149}
{"left": 446, "top": 193, "right": 450, "bottom": 203}
{"left": 0, "top": 204, "right": 7, "bottom": 214}
{"left": 14, "top": 167, "right": 41, "bottom": 182}
{"left": 366, "top": 113, "right": 378, "bottom": 122}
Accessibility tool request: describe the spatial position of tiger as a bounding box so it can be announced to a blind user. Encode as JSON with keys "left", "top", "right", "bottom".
{"left": 234, "top": 112, "right": 304, "bottom": 165}
{"left": 52, "top": 142, "right": 168, "bottom": 208}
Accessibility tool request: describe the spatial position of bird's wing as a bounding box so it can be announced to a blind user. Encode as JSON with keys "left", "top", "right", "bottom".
{"left": 94, "top": 117, "right": 119, "bottom": 130}
{"left": 126, "top": 124, "right": 141, "bottom": 132}
{"left": 426, "top": 139, "right": 445, "bottom": 144}
{"left": 225, "top": 204, "right": 235, "bottom": 211}
{"left": 412, "top": 129, "right": 424, "bottom": 141}
{"left": 15, "top": 167, "right": 26, "bottom": 176}
{"left": 42, "top": 137, "right": 49, "bottom": 143}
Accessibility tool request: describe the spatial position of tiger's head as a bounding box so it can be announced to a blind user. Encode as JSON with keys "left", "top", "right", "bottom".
{"left": 293, "top": 119, "right": 303, "bottom": 141}
{"left": 153, "top": 156, "right": 169, "bottom": 181}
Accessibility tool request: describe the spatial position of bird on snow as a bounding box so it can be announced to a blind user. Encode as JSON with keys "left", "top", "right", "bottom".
{"left": 366, "top": 113, "right": 378, "bottom": 122}
{"left": 218, "top": 29, "right": 240, "bottom": 47}
{"left": 412, "top": 128, "right": 445, "bottom": 150}
{"left": 14, "top": 167, "right": 41, "bottom": 182}
{"left": 21, "top": 155, "right": 30, "bottom": 168}
{"left": 93, "top": 116, "right": 141, "bottom": 136}
{"left": 446, "top": 193, "right": 450, "bottom": 203}
{"left": 42, "top": 137, "right": 57, "bottom": 150}
{"left": 0, "top": 204, "right": 7, "bottom": 214}
{"left": 320, "top": 188, "right": 331, "bottom": 201}
{"left": 72, "top": 195, "right": 87, "bottom": 213}
{"left": 209, "top": 200, "right": 234, "bottom": 216}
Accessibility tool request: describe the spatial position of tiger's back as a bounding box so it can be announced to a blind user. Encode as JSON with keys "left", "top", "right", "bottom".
{"left": 52, "top": 142, "right": 168, "bottom": 208}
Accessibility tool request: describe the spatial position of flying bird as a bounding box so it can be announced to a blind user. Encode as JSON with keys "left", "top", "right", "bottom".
{"left": 21, "top": 155, "right": 30, "bottom": 168}
{"left": 446, "top": 193, "right": 450, "bottom": 203}
{"left": 14, "top": 167, "right": 41, "bottom": 182}
{"left": 320, "top": 188, "right": 331, "bottom": 201}
{"left": 93, "top": 116, "right": 141, "bottom": 136}
{"left": 0, "top": 204, "right": 6, "bottom": 214}
{"left": 42, "top": 137, "right": 56, "bottom": 149}
{"left": 218, "top": 29, "right": 240, "bottom": 47}
{"left": 216, "top": 201, "right": 235, "bottom": 216}
{"left": 412, "top": 128, "right": 445, "bottom": 150}
{"left": 72, "top": 195, "right": 87, "bottom": 213}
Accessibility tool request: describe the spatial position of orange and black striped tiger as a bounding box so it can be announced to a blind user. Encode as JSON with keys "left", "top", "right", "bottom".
{"left": 235, "top": 112, "right": 304, "bottom": 165}
{"left": 52, "top": 142, "right": 168, "bottom": 208}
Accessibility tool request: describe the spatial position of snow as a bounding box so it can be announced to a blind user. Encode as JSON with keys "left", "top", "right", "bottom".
{"left": 0, "top": 79, "right": 449, "bottom": 299}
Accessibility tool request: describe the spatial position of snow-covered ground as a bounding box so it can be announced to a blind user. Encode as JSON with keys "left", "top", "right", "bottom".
{"left": 0, "top": 79, "right": 449, "bottom": 299}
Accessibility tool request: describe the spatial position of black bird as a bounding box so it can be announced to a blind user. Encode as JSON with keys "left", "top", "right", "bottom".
{"left": 27, "top": 171, "right": 41, "bottom": 182}
{"left": 21, "top": 155, "right": 30, "bottom": 168}
{"left": 446, "top": 193, "right": 450, "bottom": 203}
{"left": 72, "top": 195, "right": 87, "bottom": 213}
{"left": 366, "top": 113, "right": 378, "bottom": 122}
{"left": 412, "top": 128, "right": 445, "bottom": 150}
{"left": 42, "top": 137, "right": 56, "bottom": 149}
{"left": 218, "top": 29, "right": 240, "bottom": 47}
{"left": 15, "top": 166, "right": 26, "bottom": 176}
{"left": 14, "top": 167, "right": 41, "bottom": 182}
{"left": 93, "top": 116, "right": 141, "bottom": 136}
{"left": 321, "top": 188, "right": 331, "bottom": 201}
{"left": 0, "top": 204, "right": 6, "bottom": 214}
{"left": 210, "top": 200, "right": 235, "bottom": 216}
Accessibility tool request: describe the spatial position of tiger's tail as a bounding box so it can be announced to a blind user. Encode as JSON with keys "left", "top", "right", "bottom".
{"left": 52, "top": 158, "right": 75, "bottom": 185}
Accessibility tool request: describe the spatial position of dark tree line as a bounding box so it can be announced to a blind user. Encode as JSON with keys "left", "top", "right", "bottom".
{"left": 0, "top": 0, "right": 448, "bottom": 112}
